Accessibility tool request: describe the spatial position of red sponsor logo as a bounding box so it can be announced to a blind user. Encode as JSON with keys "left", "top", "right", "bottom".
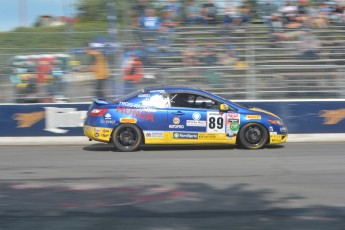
{"left": 227, "top": 113, "right": 240, "bottom": 120}
{"left": 116, "top": 105, "right": 154, "bottom": 122}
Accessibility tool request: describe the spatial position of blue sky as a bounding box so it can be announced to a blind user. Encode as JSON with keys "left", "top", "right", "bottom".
{"left": 0, "top": 0, "right": 76, "bottom": 32}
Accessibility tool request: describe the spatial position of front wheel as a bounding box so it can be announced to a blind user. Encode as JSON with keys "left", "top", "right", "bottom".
{"left": 238, "top": 123, "right": 268, "bottom": 149}
{"left": 112, "top": 124, "right": 142, "bottom": 152}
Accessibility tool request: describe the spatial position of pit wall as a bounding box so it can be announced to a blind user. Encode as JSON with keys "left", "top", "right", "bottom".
{"left": 0, "top": 100, "right": 344, "bottom": 142}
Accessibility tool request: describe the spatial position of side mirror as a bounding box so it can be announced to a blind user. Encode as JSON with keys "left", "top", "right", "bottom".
{"left": 220, "top": 104, "right": 229, "bottom": 111}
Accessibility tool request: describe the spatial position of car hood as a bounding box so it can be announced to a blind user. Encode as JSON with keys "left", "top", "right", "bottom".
{"left": 249, "top": 107, "right": 281, "bottom": 119}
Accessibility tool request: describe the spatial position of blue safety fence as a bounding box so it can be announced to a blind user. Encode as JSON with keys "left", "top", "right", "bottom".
{"left": 0, "top": 101, "right": 344, "bottom": 137}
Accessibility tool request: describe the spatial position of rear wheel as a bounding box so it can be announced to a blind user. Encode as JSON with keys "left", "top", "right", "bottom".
{"left": 112, "top": 124, "right": 142, "bottom": 152}
{"left": 238, "top": 123, "right": 268, "bottom": 149}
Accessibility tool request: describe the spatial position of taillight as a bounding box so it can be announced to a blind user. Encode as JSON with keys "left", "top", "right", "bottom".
{"left": 89, "top": 108, "right": 108, "bottom": 116}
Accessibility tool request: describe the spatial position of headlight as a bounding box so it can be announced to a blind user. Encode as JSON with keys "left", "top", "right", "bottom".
{"left": 268, "top": 119, "right": 284, "bottom": 126}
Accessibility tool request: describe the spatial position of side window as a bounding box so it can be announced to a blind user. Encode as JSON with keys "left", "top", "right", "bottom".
{"left": 195, "top": 96, "right": 216, "bottom": 108}
{"left": 170, "top": 93, "right": 219, "bottom": 109}
{"left": 170, "top": 93, "right": 195, "bottom": 108}
{"left": 195, "top": 95, "right": 219, "bottom": 109}
{"left": 140, "top": 94, "right": 168, "bottom": 108}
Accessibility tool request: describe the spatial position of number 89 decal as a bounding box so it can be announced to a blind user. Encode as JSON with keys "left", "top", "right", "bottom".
{"left": 207, "top": 112, "right": 226, "bottom": 133}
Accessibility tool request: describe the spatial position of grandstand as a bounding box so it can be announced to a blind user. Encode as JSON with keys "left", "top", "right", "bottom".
{"left": 132, "top": 21, "right": 345, "bottom": 99}
{"left": 1, "top": 0, "right": 345, "bottom": 102}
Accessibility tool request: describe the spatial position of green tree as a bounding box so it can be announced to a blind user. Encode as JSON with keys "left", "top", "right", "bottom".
{"left": 76, "top": 0, "right": 127, "bottom": 24}
{"left": 77, "top": 0, "right": 108, "bottom": 22}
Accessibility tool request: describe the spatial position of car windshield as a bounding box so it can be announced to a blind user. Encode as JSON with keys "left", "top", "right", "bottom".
{"left": 213, "top": 93, "right": 248, "bottom": 109}
{"left": 113, "top": 89, "right": 144, "bottom": 103}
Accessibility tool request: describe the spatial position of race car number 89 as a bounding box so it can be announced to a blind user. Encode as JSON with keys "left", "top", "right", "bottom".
{"left": 207, "top": 112, "right": 226, "bottom": 133}
{"left": 208, "top": 117, "right": 223, "bottom": 129}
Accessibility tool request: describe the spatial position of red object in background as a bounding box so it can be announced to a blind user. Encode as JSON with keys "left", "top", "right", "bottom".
{"left": 36, "top": 57, "right": 54, "bottom": 83}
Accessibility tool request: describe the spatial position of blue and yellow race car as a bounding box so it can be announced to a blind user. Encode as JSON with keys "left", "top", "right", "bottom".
{"left": 84, "top": 86, "right": 288, "bottom": 151}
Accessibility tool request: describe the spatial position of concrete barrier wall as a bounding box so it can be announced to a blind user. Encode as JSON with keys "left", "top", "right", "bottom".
{"left": 0, "top": 100, "right": 344, "bottom": 138}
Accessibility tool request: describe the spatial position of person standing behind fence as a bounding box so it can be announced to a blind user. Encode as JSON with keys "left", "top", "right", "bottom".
{"left": 85, "top": 47, "right": 109, "bottom": 98}
{"left": 123, "top": 55, "right": 143, "bottom": 94}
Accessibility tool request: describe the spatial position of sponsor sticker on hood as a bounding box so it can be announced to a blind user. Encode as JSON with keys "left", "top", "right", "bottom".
{"left": 246, "top": 115, "right": 262, "bottom": 120}
{"left": 249, "top": 107, "right": 280, "bottom": 118}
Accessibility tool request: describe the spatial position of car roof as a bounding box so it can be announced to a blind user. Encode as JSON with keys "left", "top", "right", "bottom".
{"left": 143, "top": 86, "right": 205, "bottom": 94}
{"left": 141, "top": 86, "right": 247, "bottom": 111}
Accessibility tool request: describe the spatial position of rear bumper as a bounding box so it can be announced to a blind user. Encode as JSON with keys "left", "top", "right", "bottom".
{"left": 83, "top": 125, "right": 113, "bottom": 143}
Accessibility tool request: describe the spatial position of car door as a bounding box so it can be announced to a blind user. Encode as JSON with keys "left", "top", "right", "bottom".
{"left": 137, "top": 92, "right": 169, "bottom": 143}
{"left": 167, "top": 92, "right": 228, "bottom": 144}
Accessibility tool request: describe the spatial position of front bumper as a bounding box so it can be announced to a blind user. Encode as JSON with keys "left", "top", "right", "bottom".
{"left": 270, "top": 134, "right": 288, "bottom": 144}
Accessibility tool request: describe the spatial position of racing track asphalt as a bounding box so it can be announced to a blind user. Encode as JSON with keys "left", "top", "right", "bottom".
{"left": 0, "top": 143, "right": 345, "bottom": 230}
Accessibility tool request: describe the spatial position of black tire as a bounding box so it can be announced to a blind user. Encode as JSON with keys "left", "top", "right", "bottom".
{"left": 112, "top": 124, "right": 142, "bottom": 152}
{"left": 238, "top": 123, "right": 268, "bottom": 149}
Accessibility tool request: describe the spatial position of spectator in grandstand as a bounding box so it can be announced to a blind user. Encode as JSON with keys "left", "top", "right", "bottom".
{"left": 285, "top": 14, "right": 305, "bottom": 29}
{"left": 223, "top": 5, "right": 242, "bottom": 29}
{"left": 261, "top": 2, "right": 279, "bottom": 26}
{"left": 138, "top": 8, "right": 161, "bottom": 42}
{"left": 331, "top": 4, "right": 345, "bottom": 23}
{"left": 223, "top": 3, "right": 250, "bottom": 30}
{"left": 270, "top": 13, "right": 285, "bottom": 42}
{"left": 306, "top": 3, "right": 318, "bottom": 17}
{"left": 200, "top": 44, "right": 222, "bottom": 87}
{"left": 139, "top": 8, "right": 161, "bottom": 30}
{"left": 143, "top": 42, "right": 160, "bottom": 61}
{"left": 85, "top": 47, "right": 109, "bottom": 98}
{"left": 200, "top": 44, "right": 218, "bottom": 66}
{"left": 123, "top": 55, "right": 144, "bottom": 94}
{"left": 183, "top": 0, "right": 202, "bottom": 25}
{"left": 304, "top": 3, "right": 328, "bottom": 28}
{"left": 239, "top": 3, "right": 251, "bottom": 26}
{"left": 129, "top": 1, "right": 150, "bottom": 44}
{"left": 296, "top": 1, "right": 310, "bottom": 27}
{"left": 315, "top": 2, "right": 332, "bottom": 28}
{"left": 130, "top": 0, "right": 149, "bottom": 22}
{"left": 271, "top": 14, "right": 306, "bottom": 42}
{"left": 123, "top": 44, "right": 156, "bottom": 69}
{"left": 181, "top": 39, "right": 201, "bottom": 67}
{"left": 218, "top": 48, "right": 237, "bottom": 67}
{"left": 299, "top": 29, "right": 321, "bottom": 60}
{"left": 125, "top": 44, "right": 145, "bottom": 60}
{"left": 157, "top": 27, "right": 171, "bottom": 53}
{"left": 163, "top": 0, "right": 181, "bottom": 20}
{"left": 279, "top": 1, "right": 298, "bottom": 23}
{"left": 134, "top": 0, "right": 149, "bottom": 16}
{"left": 221, "top": 37, "right": 236, "bottom": 51}
{"left": 297, "top": 0, "right": 308, "bottom": 15}
{"left": 201, "top": 0, "right": 218, "bottom": 24}
{"left": 319, "top": 2, "right": 333, "bottom": 17}
{"left": 159, "top": 9, "right": 179, "bottom": 50}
